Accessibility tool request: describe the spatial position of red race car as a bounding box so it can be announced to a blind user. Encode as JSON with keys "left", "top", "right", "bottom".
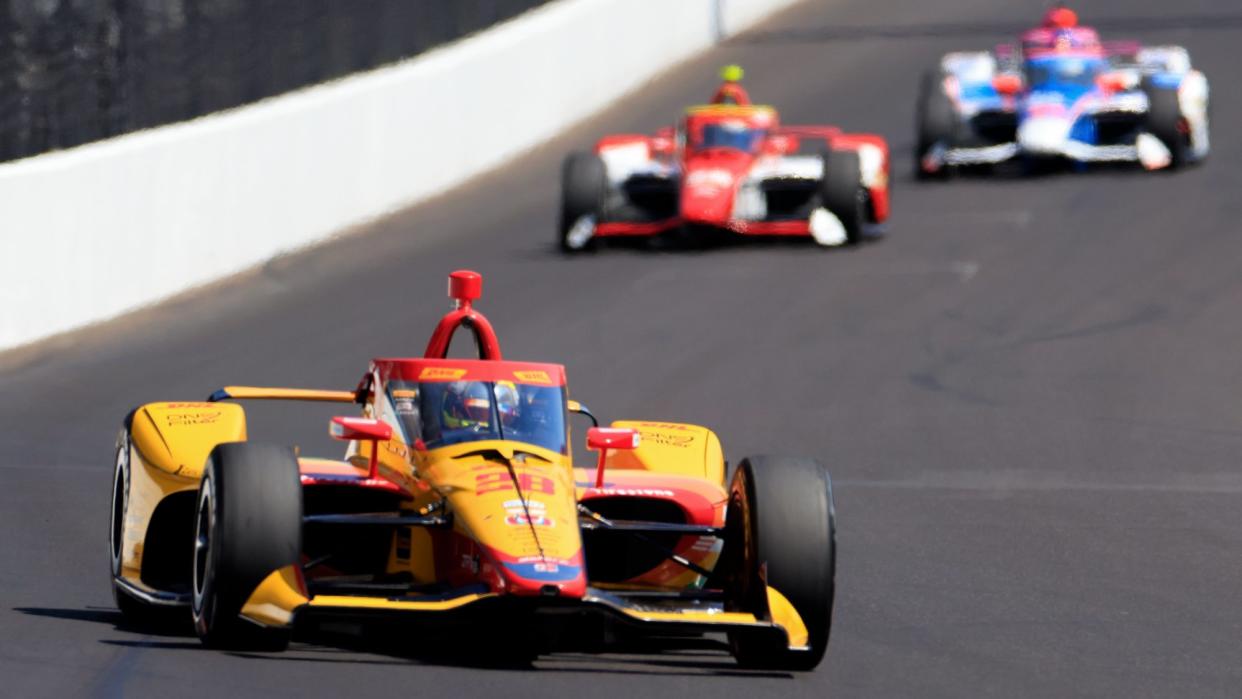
{"left": 559, "top": 67, "right": 890, "bottom": 251}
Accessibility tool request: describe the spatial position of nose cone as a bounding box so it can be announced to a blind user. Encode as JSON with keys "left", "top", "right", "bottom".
{"left": 492, "top": 549, "right": 587, "bottom": 599}
{"left": 680, "top": 151, "right": 750, "bottom": 225}
{"left": 1018, "top": 115, "right": 1073, "bottom": 155}
{"left": 444, "top": 457, "right": 587, "bottom": 600}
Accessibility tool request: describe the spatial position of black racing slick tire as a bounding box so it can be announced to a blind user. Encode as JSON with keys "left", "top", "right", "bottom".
{"left": 727, "top": 455, "right": 837, "bottom": 671}
{"left": 559, "top": 151, "right": 607, "bottom": 252}
{"left": 1142, "top": 77, "right": 1190, "bottom": 169}
{"left": 821, "top": 149, "right": 868, "bottom": 245}
{"left": 916, "top": 70, "right": 957, "bottom": 179}
{"left": 192, "top": 442, "right": 301, "bottom": 651}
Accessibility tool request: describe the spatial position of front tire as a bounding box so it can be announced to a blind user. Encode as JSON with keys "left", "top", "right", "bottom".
{"left": 1143, "top": 77, "right": 1190, "bottom": 169}
{"left": 192, "top": 442, "right": 301, "bottom": 650}
{"left": 821, "top": 149, "right": 868, "bottom": 245}
{"left": 559, "top": 152, "right": 607, "bottom": 252}
{"left": 727, "top": 455, "right": 837, "bottom": 671}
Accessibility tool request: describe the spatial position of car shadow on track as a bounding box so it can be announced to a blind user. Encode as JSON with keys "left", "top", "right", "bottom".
{"left": 14, "top": 607, "right": 793, "bottom": 678}
{"left": 16, "top": 606, "right": 193, "bottom": 638}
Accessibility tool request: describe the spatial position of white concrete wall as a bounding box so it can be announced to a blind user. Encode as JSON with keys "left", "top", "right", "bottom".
{"left": 0, "top": 0, "right": 800, "bottom": 350}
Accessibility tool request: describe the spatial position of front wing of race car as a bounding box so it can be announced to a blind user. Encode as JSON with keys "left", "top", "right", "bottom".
{"left": 239, "top": 566, "right": 810, "bottom": 652}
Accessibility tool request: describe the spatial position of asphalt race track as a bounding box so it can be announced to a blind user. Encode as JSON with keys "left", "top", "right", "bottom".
{"left": 3, "top": 0, "right": 1242, "bottom": 696}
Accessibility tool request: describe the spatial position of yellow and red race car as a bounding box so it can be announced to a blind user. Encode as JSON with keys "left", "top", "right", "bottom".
{"left": 109, "top": 270, "right": 837, "bottom": 670}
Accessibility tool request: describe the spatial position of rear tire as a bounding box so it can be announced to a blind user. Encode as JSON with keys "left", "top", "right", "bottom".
{"left": 727, "top": 455, "right": 836, "bottom": 671}
{"left": 1143, "top": 77, "right": 1190, "bottom": 169}
{"left": 559, "top": 152, "right": 607, "bottom": 252}
{"left": 821, "top": 149, "right": 868, "bottom": 245}
{"left": 192, "top": 442, "right": 301, "bottom": 651}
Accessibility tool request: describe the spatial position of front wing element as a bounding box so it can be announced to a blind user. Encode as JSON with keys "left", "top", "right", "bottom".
{"left": 239, "top": 569, "right": 810, "bottom": 652}
{"left": 924, "top": 133, "right": 1173, "bottom": 171}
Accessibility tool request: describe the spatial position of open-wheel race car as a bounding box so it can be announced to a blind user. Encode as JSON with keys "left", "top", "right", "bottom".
{"left": 916, "top": 5, "right": 1209, "bottom": 176}
{"left": 109, "top": 270, "right": 838, "bottom": 670}
{"left": 559, "top": 67, "right": 889, "bottom": 251}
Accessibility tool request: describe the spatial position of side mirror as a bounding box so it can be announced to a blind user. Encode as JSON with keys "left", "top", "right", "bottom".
{"left": 329, "top": 416, "right": 392, "bottom": 442}
{"left": 586, "top": 427, "right": 640, "bottom": 488}
{"left": 587, "top": 427, "right": 640, "bottom": 451}
{"left": 992, "top": 73, "right": 1023, "bottom": 96}
{"left": 329, "top": 417, "right": 392, "bottom": 479}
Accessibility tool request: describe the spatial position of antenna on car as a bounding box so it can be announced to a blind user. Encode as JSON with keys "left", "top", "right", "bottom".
{"left": 423, "top": 270, "right": 503, "bottom": 360}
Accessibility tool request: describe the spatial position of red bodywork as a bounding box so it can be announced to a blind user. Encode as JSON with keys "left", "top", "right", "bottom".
{"left": 592, "top": 104, "right": 889, "bottom": 240}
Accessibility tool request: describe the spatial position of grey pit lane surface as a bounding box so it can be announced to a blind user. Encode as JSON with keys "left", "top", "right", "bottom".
{"left": 3, "top": 0, "right": 1242, "bottom": 696}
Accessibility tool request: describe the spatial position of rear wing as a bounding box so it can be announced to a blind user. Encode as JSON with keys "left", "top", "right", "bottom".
{"left": 208, "top": 386, "right": 356, "bottom": 403}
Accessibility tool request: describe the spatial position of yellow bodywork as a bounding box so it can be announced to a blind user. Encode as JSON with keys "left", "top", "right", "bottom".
{"left": 130, "top": 402, "right": 247, "bottom": 478}
{"left": 766, "top": 586, "right": 810, "bottom": 649}
{"left": 240, "top": 566, "right": 309, "bottom": 626}
{"left": 117, "top": 402, "right": 247, "bottom": 591}
{"left": 685, "top": 104, "right": 776, "bottom": 119}
{"left": 604, "top": 421, "right": 725, "bottom": 484}
{"left": 215, "top": 386, "right": 355, "bottom": 403}
{"left": 408, "top": 439, "right": 584, "bottom": 586}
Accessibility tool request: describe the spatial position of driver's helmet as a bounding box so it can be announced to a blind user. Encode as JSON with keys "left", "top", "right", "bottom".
{"left": 1041, "top": 5, "right": 1078, "bottom": 29}
{"left": 441, "top": 380, "right": 521, "bottom": 431}
{"left": 442, "top": 381, "right": 492, "bottom": 430}
{"left": 493, "top": 380, "right": 521, "bottom": 429}
{"left": 711, "top": 64, "right": 751, "bottom": 105}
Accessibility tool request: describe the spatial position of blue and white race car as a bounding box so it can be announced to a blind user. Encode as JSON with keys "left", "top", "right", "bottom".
{"left": 915, "top": 7, "right": 1209, "bottom": 177}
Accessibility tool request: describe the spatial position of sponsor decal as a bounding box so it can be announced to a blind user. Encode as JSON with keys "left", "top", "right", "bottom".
{"left": 394, "top": 398, "right": 417, "bottom": 415}
{"left": 391, "top": 389, "right": 417, "bottom": 398}
{"left": 384, "top": 441, "right": 411, "bottom": 460}
{"left": 476, "top": 471, "right": 556, "bottom": 496}
{"left": 505, "top": 555, "right": 583, "bottom": 581}
{"left": 502, "top": 499, "right": 554, "bottom": 527}
{"left": 513, "top": 370, "right": 553, "bottom": 384}
{"left": 164, "top": 411, "right": 222, "bottom": 426}
{"left": 640, "top": 431, "right": 695, "bottom": 448}
{"left": 685, "top": 168, "right": 734, "bottom": 193}
{"left": 163, "top": 402, "right": 215, "bottom": 408}
{"left": 585, "top": 487, "right": 676, "bottom": 498}
{"left": 505, "top": 514, "right": 555, "bottom": 527}
{"left": 516, "top": 555, "right": 576, "bottom": 565}
{"left": 419, "top": 367, "right": 468, "bottom": 380}
{"left": 691, "top": 537, "right": 718, "bottom": 552}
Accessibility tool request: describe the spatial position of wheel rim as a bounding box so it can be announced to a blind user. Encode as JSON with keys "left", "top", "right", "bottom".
{"left": 192, "top": 476, "right": 215, "bottom": 612}
{"left": 109, "top": 443, "right": 127, "bottom": 574}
